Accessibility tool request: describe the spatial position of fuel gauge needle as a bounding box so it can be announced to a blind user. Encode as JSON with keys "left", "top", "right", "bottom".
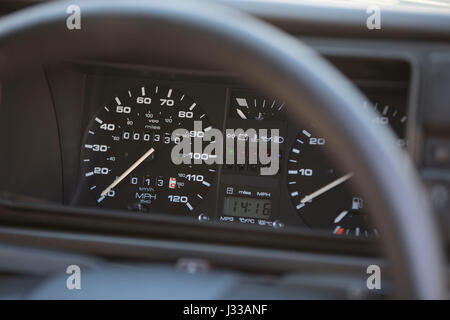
{"left": 300, "top": 172, "right": 354, "bottom": 204}
{"left": 98, "top": 147, "right": 155, "bottom": 201}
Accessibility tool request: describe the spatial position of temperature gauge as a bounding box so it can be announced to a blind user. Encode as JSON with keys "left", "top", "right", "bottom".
{"left": 229, "top": 89, "right": 285, "bottom": 121}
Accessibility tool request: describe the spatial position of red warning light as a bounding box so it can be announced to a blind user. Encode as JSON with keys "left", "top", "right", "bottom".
{"left": 169, "top": 177, "right": 177, "bottom": 189}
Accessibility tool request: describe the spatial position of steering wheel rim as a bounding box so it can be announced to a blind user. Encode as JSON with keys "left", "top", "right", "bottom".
{"left": 0, "top": 0, "right": 445, "bottom": 299}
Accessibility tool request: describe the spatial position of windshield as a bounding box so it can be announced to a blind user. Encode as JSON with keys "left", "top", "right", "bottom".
{"left": 341, "top": 0, "right": 450, "bottom": 7}
{"left": 257, "top": 0, "right": 450, "bottom": 9}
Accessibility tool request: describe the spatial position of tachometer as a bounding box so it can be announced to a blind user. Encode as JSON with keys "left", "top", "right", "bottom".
{"left": 75, "top": 85, "right": 216, "bottom": 216}
{"left": 287, "top": 104, "right": 407, "bottom": 237}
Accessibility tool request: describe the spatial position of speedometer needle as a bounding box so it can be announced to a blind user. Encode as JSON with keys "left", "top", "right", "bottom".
{"left": 300, "top": 172, "right": 354, "bottom": 204}
{"left": 100, "top": 147, "right": 155, "bottom": 198}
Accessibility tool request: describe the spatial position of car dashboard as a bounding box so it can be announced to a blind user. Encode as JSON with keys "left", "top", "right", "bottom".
{"left": 0, "top": 56, "right": 412, "bottom": 238}
{"left": 0, "top": 1, "right": 449, "bottom": 271}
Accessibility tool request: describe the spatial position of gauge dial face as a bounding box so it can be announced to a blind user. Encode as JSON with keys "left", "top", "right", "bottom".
{"left": 230, "top": 90, "right": 285, "bottom": 121}
{"left": 365, "top": 101, "right": 408, "bottom": 148}
{"left": 76, "top": 85, "right": 216, "bottom": 215}
{"left": 287, "top": 130, "right": 376, "bottom": 237}
{"left": 287, "top": 106, "right": 407, "bottom": 237}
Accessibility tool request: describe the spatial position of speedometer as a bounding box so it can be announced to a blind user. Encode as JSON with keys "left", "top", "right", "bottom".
{"left": 74, "top": 85, "right": 216, "bottom": 216}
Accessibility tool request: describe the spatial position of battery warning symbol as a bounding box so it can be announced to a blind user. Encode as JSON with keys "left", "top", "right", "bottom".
{"left": 169, "top": 177, "right": 177, "bottom": 189}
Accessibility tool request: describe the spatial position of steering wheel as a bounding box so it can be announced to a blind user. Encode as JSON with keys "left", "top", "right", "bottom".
{"left": 0, "top": 0, "right": 445, "bottom": 299}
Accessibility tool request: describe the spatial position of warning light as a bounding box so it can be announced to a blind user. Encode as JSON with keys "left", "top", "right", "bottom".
{"left": 169, "top": 177, "right": 177, "bottom": 189}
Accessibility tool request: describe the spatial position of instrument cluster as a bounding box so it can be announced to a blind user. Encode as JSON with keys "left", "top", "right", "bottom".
{"left": 72, "top": 70, "right": 409, "bottom": 238}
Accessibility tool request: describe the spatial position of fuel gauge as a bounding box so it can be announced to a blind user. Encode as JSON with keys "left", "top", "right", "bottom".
{"left": 331, "top": 197, "right": 379, "bottom": 238}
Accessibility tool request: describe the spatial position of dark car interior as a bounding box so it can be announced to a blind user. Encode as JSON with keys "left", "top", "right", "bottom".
{"left": 0, "top": 0, "right": 449, "bottom": 300}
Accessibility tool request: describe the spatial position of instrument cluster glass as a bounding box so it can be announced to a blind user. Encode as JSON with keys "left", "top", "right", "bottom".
{"left": 73, "top": 74, "right": 409, "bottom": 239}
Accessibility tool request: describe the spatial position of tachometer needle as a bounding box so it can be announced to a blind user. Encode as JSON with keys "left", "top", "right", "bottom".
{"left": 100, "top": 147, "right": 155, "bottom": 198}
{"left": 300, "top": 172, "right": 354, "bottom": 204}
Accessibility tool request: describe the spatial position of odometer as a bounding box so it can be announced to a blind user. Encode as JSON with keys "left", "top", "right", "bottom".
{"left": 74, "top": 85, "right": 215, "bottom": 216}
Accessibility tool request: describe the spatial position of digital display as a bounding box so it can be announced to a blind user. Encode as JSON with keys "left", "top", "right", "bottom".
{"left": 223, "top": 196, "right": 272, "bottom": 219}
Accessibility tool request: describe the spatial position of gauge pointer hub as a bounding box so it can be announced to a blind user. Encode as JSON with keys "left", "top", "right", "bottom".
{"left": 99, "top": 147, "right": 155, "bottom": 199}
{"left": 300, "top": 172, "right": 354, "bottom": 204}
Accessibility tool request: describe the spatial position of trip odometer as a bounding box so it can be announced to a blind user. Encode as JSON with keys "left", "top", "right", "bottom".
{"left": 75, "top": 85, "right": 215, "bottom": 216}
